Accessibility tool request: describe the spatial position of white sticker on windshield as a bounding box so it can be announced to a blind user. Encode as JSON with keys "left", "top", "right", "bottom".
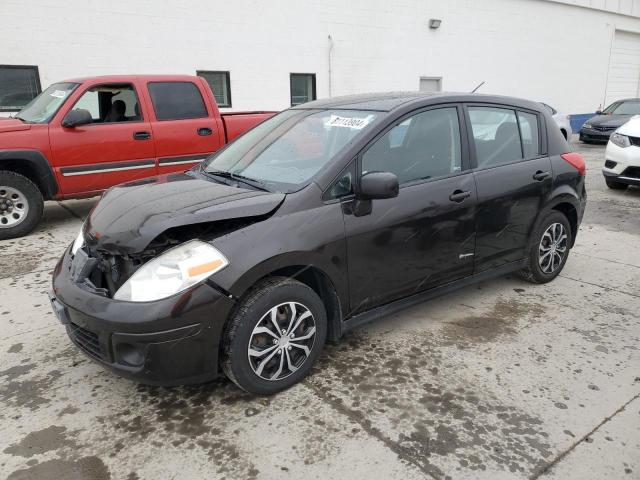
{"left": 326, "top": 115, "right": 372, "bottom": 129}
{"left": 50, "top": 90, "right": 67, "bottom": 99}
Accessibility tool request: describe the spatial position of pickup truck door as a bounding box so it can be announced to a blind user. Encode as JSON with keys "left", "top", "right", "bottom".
{"left": 49, "top": 81, "right": 157, "bottom": 196}
{"left": 143, "top": 79, "right": 224, "bottom": 173}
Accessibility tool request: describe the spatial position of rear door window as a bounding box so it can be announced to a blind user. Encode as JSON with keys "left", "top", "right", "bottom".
{"left": 148, "top": 81, "right": 208, "bottom": 120}
{"left": 468, "top": 106, "right": 523, "bottom": 169}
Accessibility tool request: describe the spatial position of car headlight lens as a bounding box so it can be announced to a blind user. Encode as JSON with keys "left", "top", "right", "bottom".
{"left": 71, "top": 228, "right": 84, "bottom": 255}
{"left": 610, "top": 132, "right": 631, "bottom": 148}
{"left": 582, "top": 123, "right": 592, "bottom": 129}
{"left": 113, "top": 240, "right": 229, "bottom": 302}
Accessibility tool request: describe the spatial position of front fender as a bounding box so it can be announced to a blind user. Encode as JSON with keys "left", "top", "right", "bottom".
{"left": 0, "top": 149, "right": 58, "bottom": 199}
{"left": 209, "top": 202, "right": 349, "bottom": 315}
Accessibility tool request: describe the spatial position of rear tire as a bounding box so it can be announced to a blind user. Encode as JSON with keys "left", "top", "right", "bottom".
{"left": 518, "top": 211, "right": 572, "bottom": 284}
{"left": 0, "top": 171, "right": 43, "bottom": 240}
{"left": 605, "top": 178, "right": 627, "bottom": 190}
{"left": 222, "top": 276, "right": 327, "bottom": 395}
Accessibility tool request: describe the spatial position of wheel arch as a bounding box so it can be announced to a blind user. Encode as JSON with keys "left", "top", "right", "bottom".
{"left": 0, "top": 150, "right": 58, "bottom": 199}
{"left": 223, "top": 262, "right": 345, "bottom": 348}
{"left": 535, "top": 190, "right": 581, "bottom": 248}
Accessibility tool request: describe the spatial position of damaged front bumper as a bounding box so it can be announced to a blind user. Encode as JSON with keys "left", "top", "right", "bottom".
{"left": 50, "top": 245, "right": 236, "bottom": 386}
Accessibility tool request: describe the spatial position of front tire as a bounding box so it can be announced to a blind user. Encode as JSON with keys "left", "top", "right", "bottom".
{"left": 0, "top": 171, "right": 44, "bottom": 240}
{"left": 222, "top": 277, "right": 327, "bottom": 395}
{"left": 605, "top": 178, "right": 627, "bottom": 190}
{"left": 518, "top": 211, "right": 572, "bottom": 284}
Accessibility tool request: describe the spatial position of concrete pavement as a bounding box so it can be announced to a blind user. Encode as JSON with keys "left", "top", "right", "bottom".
{"left": 0, "top": 139, "right": 638, "bottom": 479}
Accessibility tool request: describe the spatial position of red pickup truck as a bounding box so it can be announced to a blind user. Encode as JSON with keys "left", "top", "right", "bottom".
{"left": 0, "top": 75, "right": 275, "bottom": 239}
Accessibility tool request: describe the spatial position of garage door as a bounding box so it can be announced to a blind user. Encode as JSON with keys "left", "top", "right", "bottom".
{"left": 605, "top": 30, "right": 640, "bottom": 107}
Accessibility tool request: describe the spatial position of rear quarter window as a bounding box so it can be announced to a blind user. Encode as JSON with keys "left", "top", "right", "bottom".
{"left": 148, "top": 81, "right": 208, "bottom": 120}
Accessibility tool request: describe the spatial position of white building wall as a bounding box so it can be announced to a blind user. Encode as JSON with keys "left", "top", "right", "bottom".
{"left": 1, "top": 0, "right": 640, "bottom": 114}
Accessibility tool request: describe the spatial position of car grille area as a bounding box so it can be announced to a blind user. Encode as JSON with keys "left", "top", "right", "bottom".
{"left": 593, "top": 125, "right": 616, "bottom": 132}
{"left": 622, "top": 166, "right": 640, "bottom": 179}
{"left": 68, "top": 322, "right": 104, "bottom": 361}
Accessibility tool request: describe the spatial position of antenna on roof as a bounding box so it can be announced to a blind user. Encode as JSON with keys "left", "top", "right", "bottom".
{"left": 471, "top": 81, "right": 485, "bottom": 93}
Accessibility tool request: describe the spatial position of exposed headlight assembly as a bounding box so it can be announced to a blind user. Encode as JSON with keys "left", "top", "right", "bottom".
{"left": 610, "top": 132, "right": 631, "bottom": 148}
{"left": 113, "top": 240, "right": 229, "bottom": 302}
{"left": 582, "top": 123, "right": 592, "bottom": 129}
{"left": 71, "top": 227, "right": 85, "bottom": 255}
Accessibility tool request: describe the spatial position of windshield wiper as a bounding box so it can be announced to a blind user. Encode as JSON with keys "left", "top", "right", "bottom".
{"left": 203, "top": 169, "right": 271, "bottom": 192}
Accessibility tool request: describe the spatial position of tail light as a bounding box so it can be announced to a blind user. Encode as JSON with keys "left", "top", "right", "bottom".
{"left": 561, "top": 152, "right": 586, "bottom": 176}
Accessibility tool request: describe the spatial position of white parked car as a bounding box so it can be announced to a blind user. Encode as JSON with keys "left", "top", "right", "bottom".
{"left": 540, "top": 103, "right": 572, "bottom": 140}
{"left": 602, "top": 115, "right": 640, "bottom": 189}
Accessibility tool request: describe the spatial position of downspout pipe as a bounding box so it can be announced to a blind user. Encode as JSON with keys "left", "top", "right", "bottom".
{"left": 328, "top": 34, "right": 334, "bottom": 97}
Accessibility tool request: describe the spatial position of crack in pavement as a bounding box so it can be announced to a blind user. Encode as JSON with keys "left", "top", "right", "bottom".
{"left": 530, "top": 392, "right": 640, "bottom": 479}
{"left": 558, "top": 274, "right": 640, "bottom": 299}
{"left": 56, "top": 201, "right": 84, "bottom": 221}
{"left": 571, "top": 251, "right": 640, "bottom": 270}
{"left": 303, "top": 380, "right": 446, "bottom": 480}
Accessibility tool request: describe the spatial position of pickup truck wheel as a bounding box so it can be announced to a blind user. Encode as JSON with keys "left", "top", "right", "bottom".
{"left": 518, "top": 211, "right": 572, "bottom": 284}
{"left": 0, "top": 171, "right": 44, "bottom": 240}
{"left": 222, "top": 277, "right": 327, "bottom": 395}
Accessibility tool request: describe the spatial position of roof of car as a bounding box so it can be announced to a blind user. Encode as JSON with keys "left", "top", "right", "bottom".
{"left": 293, "top": 91, "right": 544, "bottom": 112}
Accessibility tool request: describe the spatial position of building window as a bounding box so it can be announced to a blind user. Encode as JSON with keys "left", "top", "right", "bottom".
{"left": 197, "top": 71, "right": 231, "bottom": 108}
{"left": 0, "top": 65, "right": 41, "bottom": 111}
{"left": 290, "top": 73, "right": 316, "bottom": 106}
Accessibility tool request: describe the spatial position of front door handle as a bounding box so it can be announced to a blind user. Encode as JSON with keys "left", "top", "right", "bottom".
{"left": 198, "top": 127, "right": 213, "bottom": 136}
{"left": 533, "top": 170, "right": 551, "bottom": 181}
{"left": 449, "top": 189, "right": 471, "bottom": 203}
{"left": 133, "top": 131, "right": 151, "bottom": 140}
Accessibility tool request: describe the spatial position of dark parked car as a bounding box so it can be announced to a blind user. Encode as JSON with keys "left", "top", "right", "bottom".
{"left": 50, "top": 92, "right": 586, "bottom": 395}
{"left": 579, "top": 98, "right": 640, "bottom": 143}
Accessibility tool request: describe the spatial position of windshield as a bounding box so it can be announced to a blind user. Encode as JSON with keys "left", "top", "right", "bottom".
{"left": 603, "top": 100, "right": 640, "bottom": 115}
{"left": 202, "top": 109, "right": 381, "bottom": 193}
{"left": 16, "top": 82, "right": 78, "bottom": 123}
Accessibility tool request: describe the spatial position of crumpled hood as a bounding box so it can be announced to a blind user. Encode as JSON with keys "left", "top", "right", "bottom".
{"left": 85, "top": 172, "right": 285, "bottom": 254}
{"left": 0, "top": 117, "right": 31, "bottom": 133}
{"left": 585, "top": 114, "right": 630, "bottom": 128}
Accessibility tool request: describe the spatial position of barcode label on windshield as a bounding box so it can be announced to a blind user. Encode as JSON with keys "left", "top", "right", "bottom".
{"left": 326, "top": 115, "right": 371, "bottom": 129}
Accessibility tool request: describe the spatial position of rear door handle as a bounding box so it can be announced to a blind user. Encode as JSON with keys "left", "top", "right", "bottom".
{"left": 198, "top": 127, "right": 213, "bottom": 136}
{"left": 449, "top": 189, "right": 471, "bottom": 203}
{"left": 133, "top": 131, "right": 151, "bottom": 140}
{"left": 533, "top": 170, "right": 551, "bottom": 181}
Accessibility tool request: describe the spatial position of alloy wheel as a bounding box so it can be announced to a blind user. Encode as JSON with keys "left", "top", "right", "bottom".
{"left": 0, "top": 186, "right": 29, "bottom": 228}
{"left": 247, "top": 302, "right": 316, "bottom": 381}
{"left": 538, "top": 222, "right": 567, "bottom": 274}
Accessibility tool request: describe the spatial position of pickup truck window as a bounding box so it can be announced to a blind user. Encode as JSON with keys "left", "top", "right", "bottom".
{"left": 148, "top": 81, "right": 208, "bottom": 121}
{"left": 71, "top": 83, "right": 142, "bottom": 123}
{"left": 203, "top": 109, "right": 381, "bottom": 193}
{"left": 15, "top": 82, "right": 78, "bottom": 123}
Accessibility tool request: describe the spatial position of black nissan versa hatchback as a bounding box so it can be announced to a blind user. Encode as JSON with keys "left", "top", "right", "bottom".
{"left": 50, "top": 92, "right": 586, "bottom": 395}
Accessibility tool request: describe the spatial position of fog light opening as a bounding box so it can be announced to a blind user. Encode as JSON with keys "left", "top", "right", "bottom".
{"left": 116, "top": 343, "right": 145, "bottom": 367}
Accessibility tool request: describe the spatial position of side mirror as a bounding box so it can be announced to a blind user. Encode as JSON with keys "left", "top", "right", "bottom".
{"left": 360, "top": 171, "right": 399, "bottom": 199}
{"left": 62, "top": 109, "right": 93, "bottom": 128}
